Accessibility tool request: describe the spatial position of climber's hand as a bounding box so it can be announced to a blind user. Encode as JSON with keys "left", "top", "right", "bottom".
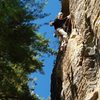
{"left": 49, "top": 22, "right": 53, "bottom": 26}
{"left": 67, "top": 15, "right": 71, "bottom": 19}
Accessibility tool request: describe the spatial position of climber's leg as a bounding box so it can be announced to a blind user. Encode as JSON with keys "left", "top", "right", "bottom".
{"left": 57, "top": 28, "right": 68, "bottom": 40}
{"left": 55, "top": 30, "right": 63, "bottom": 41}
{"left": 60, "top": 40, "right": 67, "bottom": 51}
{"left": 56, "top": 28, "right": 68, "bottom": 51}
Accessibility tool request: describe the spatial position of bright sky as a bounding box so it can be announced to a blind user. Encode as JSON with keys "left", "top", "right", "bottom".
{"left": 29, "top": 0, "right": 61, "bottom": 100}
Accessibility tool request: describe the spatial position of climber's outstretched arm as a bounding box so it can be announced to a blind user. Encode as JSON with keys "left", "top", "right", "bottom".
{"left": 61, "top": 15, "right": 71, "bottom": 24}
{"left": 63, "top": 14, "right": 71, "bottom": 21}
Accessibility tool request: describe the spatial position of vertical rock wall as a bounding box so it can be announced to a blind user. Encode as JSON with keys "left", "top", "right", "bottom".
{"left": 51, "top": 0, "right": 100, "bottom": 100}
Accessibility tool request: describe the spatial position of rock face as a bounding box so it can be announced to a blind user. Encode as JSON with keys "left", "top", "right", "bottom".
{"left": 51, "top": 0, "right": 100, "bottom": 100}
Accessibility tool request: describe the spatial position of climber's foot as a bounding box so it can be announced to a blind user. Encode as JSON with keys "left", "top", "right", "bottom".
{"left": 60, "top": 44, "right": 67, "bottom": 51}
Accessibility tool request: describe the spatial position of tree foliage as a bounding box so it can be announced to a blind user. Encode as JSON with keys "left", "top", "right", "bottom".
{"left": 0, "top": 0, "right": 53, "bottom": 99}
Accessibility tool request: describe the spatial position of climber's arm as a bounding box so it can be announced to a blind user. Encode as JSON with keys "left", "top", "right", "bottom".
{"left": 49, "top": 18, "right": 58, "bottom": 26}
{"left": 63, "top": 14, "right": 71, "bottom": 22}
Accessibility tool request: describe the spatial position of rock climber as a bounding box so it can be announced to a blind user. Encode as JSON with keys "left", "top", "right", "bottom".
{"left": 50, "top": 12, "right": 71, "bottom": 51}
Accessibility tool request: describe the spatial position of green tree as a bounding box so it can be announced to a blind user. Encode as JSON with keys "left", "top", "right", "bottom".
{"left": 0, "top": 0, "right": 54, "bottom": 99}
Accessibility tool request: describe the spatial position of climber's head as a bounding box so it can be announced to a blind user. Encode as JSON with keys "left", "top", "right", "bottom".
{"left": 58, "top": 12, "right": 63, "bottom": 19}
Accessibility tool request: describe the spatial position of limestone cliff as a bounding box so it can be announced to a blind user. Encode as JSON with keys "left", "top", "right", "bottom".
{"left": 51, "top": 0, "right": 100, "bottom": 100}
